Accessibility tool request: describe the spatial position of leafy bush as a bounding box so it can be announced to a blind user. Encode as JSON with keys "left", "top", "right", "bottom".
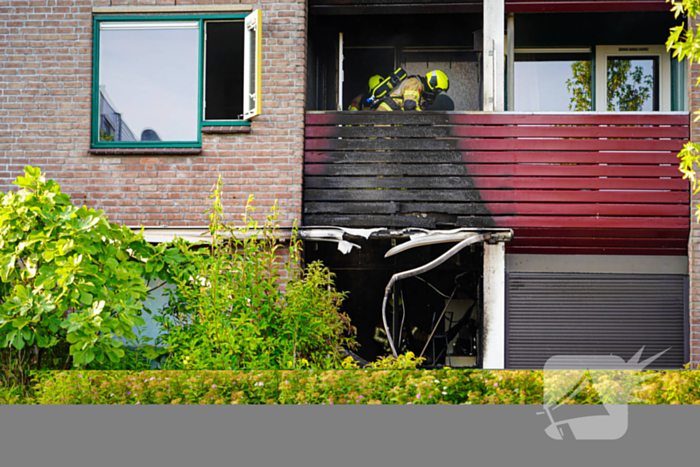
{"left": 6, "top": 368, "right": 695, "bottom": 405}
{"left": 26, "top": 369, "right": 543, "bottom": 405}
{"left": 0, "top": 167, "right": 184, "bottom": 384}
{"left": 153, "top": 177, "right": 357, "bottom": 370}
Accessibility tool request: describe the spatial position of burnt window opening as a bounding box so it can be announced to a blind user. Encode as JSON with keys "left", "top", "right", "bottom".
{"left": 304, "top": 238, "right": 485, "bottom": 367}
{"left": 306, "top": 13, "right": 483, "bottom": 111}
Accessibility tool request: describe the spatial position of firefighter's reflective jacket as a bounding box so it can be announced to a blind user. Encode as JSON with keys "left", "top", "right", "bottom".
{"left": 376, "top": 77, "right": 424, "bottom": 112}
{"left": 348, "top": 93, "right": 365, "bottom": 111}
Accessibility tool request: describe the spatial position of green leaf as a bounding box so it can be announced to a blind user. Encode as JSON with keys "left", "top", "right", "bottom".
{"left": 42, "top": 249, "right": 55, "bottom": 262}
{"left": 2, "top": 331, "right": 17, "bottom": 348}
{"left": 11, "top": 317, "right": 29, "bottom": 329}
{"left": 36, "top": 333, "right": 49, "bottom": 347}
{"left": 12, "top": 333, "right": 25, "bottom": 350}
{"left": 14, "top": 284, "right": 28, "bottom": 300}
{"left": 79, "top": 291, "right": 93, "bottom": 306}
{"left": 66, "top": 333, "right": 80, "bottom": 344}
{"left": 0, "top": 255, "right": 16, "bottom": 282}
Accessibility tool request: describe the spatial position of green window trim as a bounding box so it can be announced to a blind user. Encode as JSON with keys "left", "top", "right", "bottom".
{"left": 200, "top": 121, "right": 252, "bottom": 127}
{"left": 91, "top": 13, "right": 251, "bottom": 149}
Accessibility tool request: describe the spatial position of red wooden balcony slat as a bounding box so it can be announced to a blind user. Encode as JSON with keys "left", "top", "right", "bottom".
{"left": 304, "top": 201, "right": 688, "bottom": 216}
{"left": 513, "top": 228, "right": 689, "bottom": 239}
{"left": 509, "top": 236, "right": 689, "bottom": 248}
{"left": 304, "top": 188, "right": 689, "bottom": 204}
{"left": 505, "top": 1, "right": 671, "bottom": 13}
{"left": 305, "top": 137, "right": 684, "bottom": 152}
{"left": 489, "top": 216, "right": 689, "bottom": 229}
{"left": 305, "top": 125, "right": 689, "bottom": 139}
{"left": 306, "top": 151, "right": 684, "bottom": 165}
{"left": 305, "top": 162, "right": 682, "bottom": 178}
{"left": 305, "top": 175, "right": 688, "bottom": 190}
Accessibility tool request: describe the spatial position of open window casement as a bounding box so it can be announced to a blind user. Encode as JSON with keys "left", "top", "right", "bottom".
{"left": 243, "top": 9, "right": 262, "bottom": 120}
{"left": 595, "top": 45, "right": 671, "bottom": 112}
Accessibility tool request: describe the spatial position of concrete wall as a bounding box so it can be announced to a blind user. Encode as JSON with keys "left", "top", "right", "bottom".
{"left": 0, "top": 0, "right": 306, "bottom": 227}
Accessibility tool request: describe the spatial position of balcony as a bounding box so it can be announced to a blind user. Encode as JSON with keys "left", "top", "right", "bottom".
{"left": 303, "top": 111, "right": 690, "bottom": 255}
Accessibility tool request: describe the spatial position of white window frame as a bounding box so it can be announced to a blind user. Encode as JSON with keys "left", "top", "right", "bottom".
{"left": 93, "top": 10, "right": 263, "bottom": 148}
{"left": 595, "top": 45, "right": 671, "bottom": 112}
{"left": 243, "top": 9, "right": 262, "bottom": 120}
{"left": 512, "top": 48, "right": 592, "bottom": 112}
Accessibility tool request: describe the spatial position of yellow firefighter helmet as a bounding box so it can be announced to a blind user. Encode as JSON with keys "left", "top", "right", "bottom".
{"left": 426, "top": 70, "right": 449, "bottom": 92}
{"left": 368, "top": 75, "right": 384, "bottom": 93}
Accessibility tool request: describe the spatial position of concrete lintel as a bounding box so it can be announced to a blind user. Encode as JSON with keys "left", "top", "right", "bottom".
{"left": 92, "top": 5, "right": 253, "bottom": 15}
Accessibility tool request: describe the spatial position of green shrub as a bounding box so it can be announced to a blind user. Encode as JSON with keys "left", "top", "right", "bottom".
{"left": 0, "top": 167, "right": 186, "bottom": 384}
{"left": 11, "top": 369, "right": 697, "bottom": 405}
{"left": 153, "top": 177, "right": 357, "bottom": 370}
{"left": 26, "top": 369, "right": 544, "bottom": 405}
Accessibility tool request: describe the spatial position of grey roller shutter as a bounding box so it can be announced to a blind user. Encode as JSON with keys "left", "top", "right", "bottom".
{"left": 506, "top": 273, "right": 688, "bottom": 369}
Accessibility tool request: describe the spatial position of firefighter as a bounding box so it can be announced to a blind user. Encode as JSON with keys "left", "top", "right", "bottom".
{"left": 376, "top": 69, "right": 449, "bottom": 111}
{"left": 348, "top": 75, "right": 384, "bottom": 111}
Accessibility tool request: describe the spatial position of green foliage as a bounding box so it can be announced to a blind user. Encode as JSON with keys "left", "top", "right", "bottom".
{"left": 0, "top": 167, "right": 183, "bottom": 378}
{"left": 606, "top": 59, "right": 653, "bottom": 111}
{"left": 364, "top": 351, "right": 426, "bottom": 369}
{"left": 565, "top": 58, "right": 653, "bottom": 111}
{"left": 566, "top": 60, "right": 593, "bottom": 111}
{"left": 667, "top": 0, "right": 700, "bottom": 222}
{"left": 4, "top": 368, "right": 693, "bottom": 405}
{"left": 25, "top": 369, "right": 543, "bottom": 405}
{"left": 98, "top": 130, "right": 114, "bottom": 142}
{"left": 153, "top": 176, "right": 357, "bottom": 370}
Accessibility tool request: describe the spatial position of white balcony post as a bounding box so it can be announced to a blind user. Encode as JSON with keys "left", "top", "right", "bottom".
{"left": 483, "top": 242, "right": 506, "bottom": 369}
{"left": 506, "top": 12, "right": 515, "bottom": 111}
{"left": 483, "top": 0, "right": 505, "bottom": 111}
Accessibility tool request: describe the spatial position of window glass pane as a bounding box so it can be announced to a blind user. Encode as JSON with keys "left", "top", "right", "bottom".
{"left": 514, "top": 53, "right": 591, "bottom": 111}
{"left": 98, "top": 22, "right": 199, "bottom": 142}
{"left": 204, "top": 22, "right": 244, "bottom": 121}
{"left": 606, "top": 57, "right": 658, "bottom": 111}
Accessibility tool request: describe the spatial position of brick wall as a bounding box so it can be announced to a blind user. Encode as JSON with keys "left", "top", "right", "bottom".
{"left": 690, "top": 18, "right": 700, "bottom": 368}
{"left": 0, "top": 0, "right": 306, "bottom": 227}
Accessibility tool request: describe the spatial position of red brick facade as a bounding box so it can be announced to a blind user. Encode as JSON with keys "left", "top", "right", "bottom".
{"left": 690, "top": 18, "right": 700, "bottom": 368}
{"left": 0, "top": 0, "right": 306, "bottom": 227}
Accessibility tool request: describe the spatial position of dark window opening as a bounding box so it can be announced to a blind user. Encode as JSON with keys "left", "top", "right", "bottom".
{"left": 304, "top": 238, "right": 484, "bottom": 367}
{"left": 307, "top": 13, "right": 483, "bottom": 111}
{"left": 205, "top": 21, "right": 245, "bottom": 121}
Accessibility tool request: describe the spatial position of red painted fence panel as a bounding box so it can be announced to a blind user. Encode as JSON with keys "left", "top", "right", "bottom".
{"left": 303, "top": 111, "right": 690, "bottom": 255}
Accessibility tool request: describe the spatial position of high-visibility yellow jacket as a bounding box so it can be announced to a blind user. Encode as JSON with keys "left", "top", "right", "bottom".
{"left": 347, "top": 93, "right": 365, "bottom": 111}
{"left": 376, "top": 77, "right": 423, "bottom": 111}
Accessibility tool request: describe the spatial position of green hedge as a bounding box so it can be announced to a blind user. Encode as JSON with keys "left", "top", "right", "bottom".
{"left": 2, "top": 369, "right": 700, "bottom": 405}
